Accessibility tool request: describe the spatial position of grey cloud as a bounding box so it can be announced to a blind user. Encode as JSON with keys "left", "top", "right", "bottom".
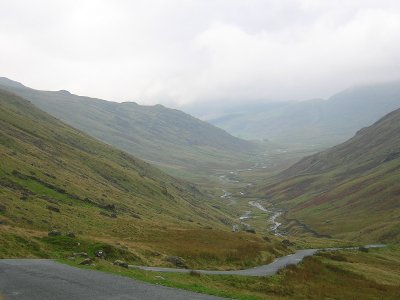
{"left": 1, "top": 0, "right": 400, "bottom": 105}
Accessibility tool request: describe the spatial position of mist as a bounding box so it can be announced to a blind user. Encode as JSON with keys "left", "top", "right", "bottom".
{"left": 1, "top": 0, "right": 400, "bottom": 106}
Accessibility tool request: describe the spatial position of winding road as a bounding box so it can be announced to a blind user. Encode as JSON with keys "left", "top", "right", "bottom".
{"left": 132, "top": 245, "right": 385, "bottom": 277}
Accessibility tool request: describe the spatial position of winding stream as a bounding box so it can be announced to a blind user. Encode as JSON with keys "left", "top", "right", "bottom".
{"left": 248, "top": 201, "right": 283, "bottom": 236}
{"left": 218, "top": 163, "right": 285, "bottom": 236}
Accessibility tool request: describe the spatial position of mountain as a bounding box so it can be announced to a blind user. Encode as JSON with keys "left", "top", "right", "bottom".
{"left": 0, "top": 88, "right": 233, "bottom": 240}
{"left": 260, "top": 108, "right": 400, "bottom": 242}
{"left": 0, "top": 88, "right": 284, "bottom": 267}
{"left": 197, "top": 82, "right": 400, "bottom": 148}
{"left": 0, "top": 78, "right": 260, "bottom": 178}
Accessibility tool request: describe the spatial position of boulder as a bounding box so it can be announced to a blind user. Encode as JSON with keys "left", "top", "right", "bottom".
{"left": 189, "top": 270, "right": 201, "bottom": 277}
{"left": 104, "top": 204, "right": 116, "bottom": 211}
{"left": 281, "top": 239, "right": 294, "bottom": 247}
{"left": 263, "top": 236, "right": 271, "bottom": 242}
{"left": 48, "top": 230, "right": 61, "bottom": 237}
{"left": 46, "top": 205, "right": 60, "bottom": 213}
{"left": 79, "top": 258, "right": 93, "bottom": 265}
{"left": 73, "top": 252, "right": 88, "bottom": 258}
{"left": 113, "top": 260, "right": 129, "bottom": 268}
{"left": 165, "top": 256, "right": 187, "bottom": 268}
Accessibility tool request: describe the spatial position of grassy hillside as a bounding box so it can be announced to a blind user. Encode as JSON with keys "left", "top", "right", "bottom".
{"left": 0, "top": 89, "right": 283, "bottom": 268}
{"left": 0, "top": 78, "right": 261, "bottom": 179}
{"left": 204, "top": 82, "right": 400, "bottom": 148}
{"left": 259, "top": 108, "right": 400, "bottom": 243}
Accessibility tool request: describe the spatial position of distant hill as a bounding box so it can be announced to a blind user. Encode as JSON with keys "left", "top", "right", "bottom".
{"left": 260, "top": 108, "right": 400, "bottom": 242}
{"left": 197, "top": 82, "right": 400, "bottom": 148}
{"left": 0, "top": 88, "right": 230, "bottom": 235}
{"left": 0, "top": 78, "right": 260, "bottom": 178}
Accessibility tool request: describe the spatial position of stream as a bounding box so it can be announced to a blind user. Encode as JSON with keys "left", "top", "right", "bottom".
{"left": 219, "top": 163, "right": 284, "bottom": 236}
{"left": 248, "top": 201, "right": 283, "bottom": 236}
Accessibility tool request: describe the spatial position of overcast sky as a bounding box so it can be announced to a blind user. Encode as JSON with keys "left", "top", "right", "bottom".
{"left": 1, "top": 0, "right": 400, "bottom": 106}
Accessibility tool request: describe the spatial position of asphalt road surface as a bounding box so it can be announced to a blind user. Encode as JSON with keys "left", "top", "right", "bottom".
{"left": 0, "top": 259, "right": 225, "bottom": 300}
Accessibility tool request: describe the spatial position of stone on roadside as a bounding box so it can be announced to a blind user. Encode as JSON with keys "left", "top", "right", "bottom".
{"left": 113, "top": 260, "right": 129, "bottom": 268}
{"left": 189, "top": 270, "right": 201, "bottom": 277}
{"left": 165, "top": 256, "right": 187, "bottom": 268}
{"left": 73, "top": 252, "right": 88, "bottom": 258}
{"left": 79, "top": 258, "right": 93, "bottom": 265}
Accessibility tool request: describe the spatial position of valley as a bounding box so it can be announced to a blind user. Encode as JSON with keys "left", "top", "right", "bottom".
{"left": 2, "top": 2, "right": 400, "bottom": 299}
{"left": 0, "top": 77, "right": 267, "bottom": 182}
{"left": 0, "top": 89, "right": 292, "bottom": 273}
{"left": 1, "top": 82, "right": 399, "bottom": 299}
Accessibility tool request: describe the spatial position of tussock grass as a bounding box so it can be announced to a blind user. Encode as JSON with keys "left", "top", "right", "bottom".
{"left": 144, "top": 229, "right": 286, "bottom": 269}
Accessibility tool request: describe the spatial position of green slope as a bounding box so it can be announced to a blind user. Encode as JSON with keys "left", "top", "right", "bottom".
{"left": 0, "top": 88, "right": 230, "bottom": 231}
{"left": 259, "top": 108, "right": 400, "bottom": 243}
{"left": 0, "top": 78, "right": 260, "bottom": 178}
{"left": 0, "top": 89, "right": 284, "bottom": 268}
{"left": 205, "top": 82, "right": 400, "bottom": 148}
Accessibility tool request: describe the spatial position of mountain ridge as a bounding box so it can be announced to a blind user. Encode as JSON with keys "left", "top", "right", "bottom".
{"left": 0, "top": 88, "right": 229, "bottom": 232}
{"left": 0, "top": 77, "right": 260, "bottom": 178}
{"left": 199, "top": 81, "right": 400, "bottom": 148}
